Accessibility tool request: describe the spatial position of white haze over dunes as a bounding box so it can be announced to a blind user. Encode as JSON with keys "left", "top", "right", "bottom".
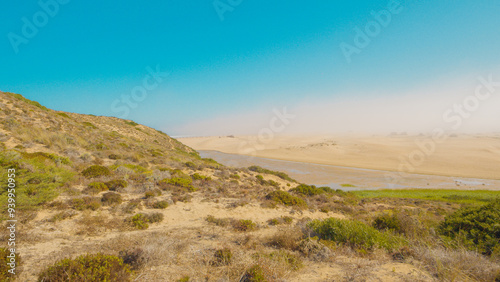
{"left": 175, "top": 74, "right": 500, "bottom": 136}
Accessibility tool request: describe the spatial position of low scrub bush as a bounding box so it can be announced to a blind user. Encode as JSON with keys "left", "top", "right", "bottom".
{"left": 290, "top": 184, "right": 327, "bottom": 196}
{"left": 152, "top": 200, "right": 169, "bottom": 209}
{"left": 308, "top": 218, "right": 406, "bottom": 251}
{"left": 82, "top": 165, "right": 110, "bottom": 178}
{"left": 119, "top": 248, "right": 145, "bottom": 271}
{"left": 37, "top": 253, "right": 131, "bottom": 281}
{"left": 145, "top": 189, "right": 162, "bottom": 199}
{"left": 265, "top": 191, "right": 306, "bottom": 208}
{"left": 105, "top": 180, "right": 128, "bottom": 191}
{"left": 101, "top": 192, "right": 122, "bottom": 206}
{"left": 206, "top": 215, "right": 232, "bottom": 227}
{"left": 84, "top": 182, "right": 108, "bottom": 195}
{"left": 267, "top": 216, "right": 294, "bottom": 226}
{"left": 70, "top": 197, "right": 101, "bottom": 211}
{"left": 127, "top": 213, "right": 164, "bottom": 230}
{"left": 232, "top": 219, "right": 257, "bottom": 232}
{"left": 159, "top": 177, "right": 196, "bottom": 192}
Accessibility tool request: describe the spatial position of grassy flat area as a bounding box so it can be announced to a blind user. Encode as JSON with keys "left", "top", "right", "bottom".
{"left": 352, "top": 189, "right": 500, "bottom": 205}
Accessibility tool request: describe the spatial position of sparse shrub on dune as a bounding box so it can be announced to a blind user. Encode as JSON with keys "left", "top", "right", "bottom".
{"left": 152, "top": 200, "right": 169, "bottom": 209}
{"left": 82, "top": 165, "right": 111, "bottom": 178}
{"left": 265, "top": 191, "right": 307, "bottom": 208}
{"left": 84, "top": 182, "right": 108, "bottom": 195}
{"left": 105, "top": 179, "right": 128, "bottom": 191}
{"left": 37, "top": 253, "right": 131, "bottom": 282}
{"left": 70, "top": 197, "right": 101, "bottom": 211}
{"left": 232, "top": 219, "right": 257, "bottom": 232}
{"left": 126, "top": 212, "right": 164, "bottom": 230}
{"left": 101, "top": 192, "right": 122, "bottom": 206}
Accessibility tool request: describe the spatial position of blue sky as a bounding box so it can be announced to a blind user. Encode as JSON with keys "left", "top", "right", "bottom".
{"left": 2, "top": 1, "right": 500, "bottom": 135}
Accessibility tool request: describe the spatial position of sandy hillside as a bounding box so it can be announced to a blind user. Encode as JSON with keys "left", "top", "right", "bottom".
{"left": 180, "top": 134, "right": 500, "bottom": 180}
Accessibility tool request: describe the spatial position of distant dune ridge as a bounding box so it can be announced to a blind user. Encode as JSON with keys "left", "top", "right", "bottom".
{"left": 181, "top": 134, "right": 500, "bottom": 180}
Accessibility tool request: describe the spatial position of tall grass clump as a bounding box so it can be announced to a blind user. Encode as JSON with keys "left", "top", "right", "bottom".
{"left": 308, "top": 218, "right": 406, "bottom": 251}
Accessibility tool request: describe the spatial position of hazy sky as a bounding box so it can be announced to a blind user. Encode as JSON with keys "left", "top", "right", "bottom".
{"left": 2, "top": 1, "right": 500, "bottom": 136}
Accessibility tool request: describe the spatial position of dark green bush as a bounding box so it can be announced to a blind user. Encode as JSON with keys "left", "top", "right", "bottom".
{"left": 439, "top": 200, "right": 500, "bottom": 255}
{"left": 82, "top": 165, "right": 110, "bottom": 178}
{"left": 84, "top": 182, "right": 109, "bottom": 195}
{"left": 101, "top": 192, "right": 122, "bottom": 206}
{"left": 37, "top": 253, "right": 131, "bottom": 281}
{"left": 308, "top": 218, "right": 406, "bottom": 251}
{"left": 105, "top": 180, "right": 128, "bottom": 191}
{"left": 265, "top": 191, "right": 306, "bottom": 208}
{"left": 184, "top": 161, "right": 197, "bottom": 169}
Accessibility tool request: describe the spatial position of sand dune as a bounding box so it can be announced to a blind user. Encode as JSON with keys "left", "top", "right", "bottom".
{"left": 180, "top": 134, "right": 500, "bottom": 180}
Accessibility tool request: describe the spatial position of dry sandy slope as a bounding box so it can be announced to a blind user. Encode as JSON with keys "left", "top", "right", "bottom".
{"left": 180, "top": 134, "right": 500, "bottom": 180}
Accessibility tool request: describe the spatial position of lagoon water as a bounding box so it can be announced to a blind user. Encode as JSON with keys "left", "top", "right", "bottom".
{"left": 199, "top": 150, "right": 500, "bottom": 190}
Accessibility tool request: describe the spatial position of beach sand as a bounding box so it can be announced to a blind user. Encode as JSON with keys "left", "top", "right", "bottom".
{"left": 180, "top": 134, "right": 500, "bottom": 181}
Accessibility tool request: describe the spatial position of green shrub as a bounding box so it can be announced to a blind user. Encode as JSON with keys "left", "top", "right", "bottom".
{"left": 57, "top": 112, "right": 71, "bottom": 118}
{"left": 212, "top": 248, "right": 232, "bottom": 266}
{"left": 105, "top": 180, "right": 128, "bottom": 191}
{"left": 21, "top": 151, "right": 71, "bottom": 165}
{"left": 290, "top": 184, "right": 327, "bottom": 196}
{"left": 37, "top": 253, "right": 131, "bottom": 281}
{"left": 128, "top": 214, "right": 149, "bottom": 230}
{"left": 125, "top": 120, "right": 139, "bottom": 126}
{"left": 230, "top": 174, "right": 240, "bottom": 180}
{"left": 248, "top": 166, "right": 296, "bottom": 182}
{"left": 267, "top": 180, "right": 280, "bottom": 188}
{"left": 184, "top": 161, "right": 197, "bottom": 169}
{"left": 267, "top": 216, "right": 294, "bottom": 226}
{"left": 308, "top": 218, "right": 406, "bottom": 251}
{"left": 82, "top": 165, "right": 110, "bottom": 179}
{"left": 126, "top": 212, "right": 164, "bottom": 230}
{"left": 101, "top": 192, "right": 122, "bottom": 206}
{"left": 152, "top": 200, "right": 169, "bottom": 209}
{"left": 439, "top": 200, "right": 500, "bottom": 255}
{"left": 232, "top": 219, "right": 257, "bottom": 232}
{"left": 84, "top": 182, "right": 109, "bottom": 195}
{"left": 192, "top": 173, "right": 210, "bottom": 181}
{"left": 70, "top": 197, "right": 101, "bottom": 211}
{"left": 265, "top": 191, "right": 306, "bottom": 208}
{"left": 160, "top": 177, "right": 196, "bottom": 191}
{"left": 206, "top": 215, "right": 232, "bottom": 227}
{"left": 255, "top": 175, "right": 267, "bottom": 185}
{"left": 82, "top": 122, "right": 97, "bottom": 129}
{"left": 0, "top": 247, "right": 20, "bottom": 281}
{"left": 145, "top": 189, "right": 161, "bottom": 199}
